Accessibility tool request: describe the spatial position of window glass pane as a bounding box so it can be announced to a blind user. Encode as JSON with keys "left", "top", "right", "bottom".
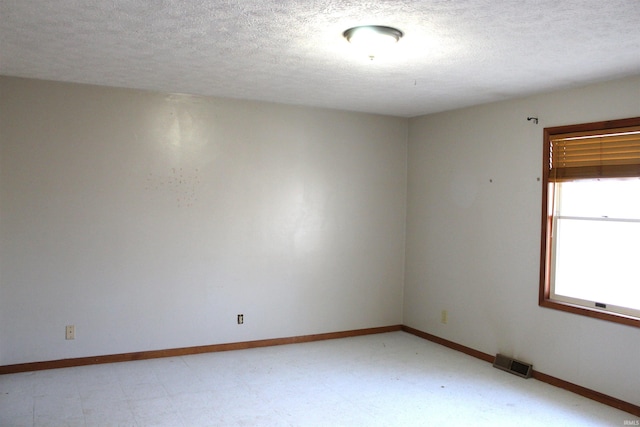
{"left": 554, "top": 217, "right": 640, "bottom": 310}
{"left": 556, "top": 178, "right": 640, "bottom": 220}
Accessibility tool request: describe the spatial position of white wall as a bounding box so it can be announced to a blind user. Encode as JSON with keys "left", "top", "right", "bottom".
{"left": 0, "top": 77, "right": 407, "bottom": 365}
{"left": 404, "top": 75, "right": 640, "bottom": 405}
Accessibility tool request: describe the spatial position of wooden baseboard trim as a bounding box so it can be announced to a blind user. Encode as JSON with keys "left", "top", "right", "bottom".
{"left": 531, "top": 370, "right": 640, "bottom": 417}
{"left": 401, "top": 325, "right": 640, "bottom": 417}
{"left": 0, "top": 324, "right": 402, "bottom": 375}
{"left": 401, "top": 325, "right": 494, "bottom": 363}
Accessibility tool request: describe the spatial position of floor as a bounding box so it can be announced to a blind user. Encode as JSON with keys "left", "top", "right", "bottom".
{"left": 0, "top": 331, "right": 635, "bottom": 426}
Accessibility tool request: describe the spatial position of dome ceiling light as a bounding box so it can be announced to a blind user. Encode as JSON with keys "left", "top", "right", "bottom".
{"left": 343, "top": 25, "right": 403, "bottom": 60}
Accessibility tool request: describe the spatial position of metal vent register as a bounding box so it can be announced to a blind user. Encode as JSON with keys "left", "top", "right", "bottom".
{"left": 493, "top": 354, "right": 533, "bottom": 378}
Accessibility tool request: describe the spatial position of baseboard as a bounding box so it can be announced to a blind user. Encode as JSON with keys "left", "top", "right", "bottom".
{"left": 401, "top": 325, "right": 640, "bottom": 417}
{"left": 0, "top": 324, "right": 402, "bottom": 375}
{"left": 401, "top": 325, "right": 494, "bottom": 363}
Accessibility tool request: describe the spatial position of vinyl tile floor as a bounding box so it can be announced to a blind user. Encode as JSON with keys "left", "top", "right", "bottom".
{"left": 0, "top": 331, "right": 636, "bottom": 426}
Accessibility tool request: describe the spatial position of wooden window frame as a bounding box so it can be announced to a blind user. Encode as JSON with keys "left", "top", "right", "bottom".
{"left": 539, "top": 116, "right": 640, "bottom": 328}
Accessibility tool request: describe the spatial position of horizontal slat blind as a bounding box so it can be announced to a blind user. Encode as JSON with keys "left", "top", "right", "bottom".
{"left": 550, "top": 125, "right": 640, "bottom": 180}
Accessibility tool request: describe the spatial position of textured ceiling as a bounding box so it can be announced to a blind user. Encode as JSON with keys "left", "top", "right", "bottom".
{"left": 1, "top": 0, "right": 640, "bottom": 117}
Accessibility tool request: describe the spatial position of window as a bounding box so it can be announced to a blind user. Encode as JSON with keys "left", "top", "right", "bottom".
{"left": 540, "top": 117, "right": 640, "bottom": 327}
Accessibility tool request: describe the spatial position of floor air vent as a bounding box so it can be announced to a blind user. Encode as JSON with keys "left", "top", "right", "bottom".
{"left": 493, "top": 354, "right": 532, "bottom": 378}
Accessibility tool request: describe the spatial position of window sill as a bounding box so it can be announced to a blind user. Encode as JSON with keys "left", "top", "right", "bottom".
{"left": 539, "top": 298, "right": 640, "bottom": 328}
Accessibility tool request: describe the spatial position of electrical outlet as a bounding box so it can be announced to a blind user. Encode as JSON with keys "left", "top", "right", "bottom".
{"left": 237, "top": 314, "right": 244, "bottom": 324}
{"left": 65, "top": 325, "right": 75, "bottom": 340}
{"left": 440, "top": 310, "right": 448, "bottom": 324}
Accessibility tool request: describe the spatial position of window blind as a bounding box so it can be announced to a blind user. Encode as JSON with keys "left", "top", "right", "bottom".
{"left": 549, "top": 125, "right": 640, "bottom": 181}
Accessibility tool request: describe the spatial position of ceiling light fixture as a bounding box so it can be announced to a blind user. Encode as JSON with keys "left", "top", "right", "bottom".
{"left": 343, "top": 25, "right": 403, "bottom": 60}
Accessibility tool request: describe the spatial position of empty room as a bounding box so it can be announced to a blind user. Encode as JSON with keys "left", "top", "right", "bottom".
{"left": 1, "top": 1, "right": 639, "bottom": 426}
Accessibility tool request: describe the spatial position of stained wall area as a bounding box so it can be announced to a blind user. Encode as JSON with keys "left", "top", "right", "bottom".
{"left": 0, "top": 77, "right": 407, "bottom": 365}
